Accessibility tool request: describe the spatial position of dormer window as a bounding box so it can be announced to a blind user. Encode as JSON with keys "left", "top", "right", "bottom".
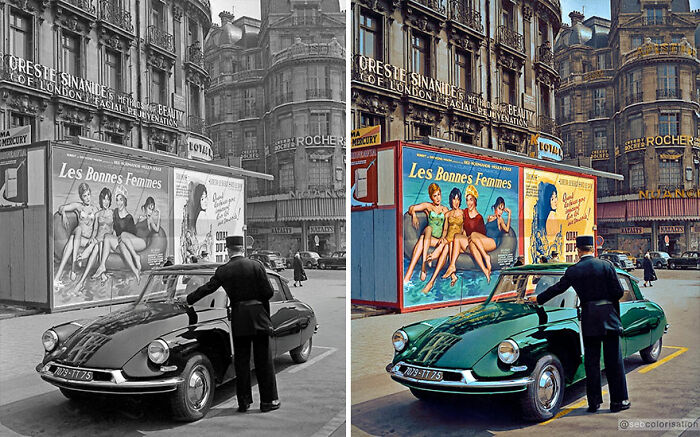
{"left": 645, "top": 7, "right": 664, "bottom": 25}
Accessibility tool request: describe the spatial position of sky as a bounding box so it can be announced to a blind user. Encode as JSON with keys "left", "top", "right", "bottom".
{"left": 210, "top": 0, "right": 261, "bottom": 22}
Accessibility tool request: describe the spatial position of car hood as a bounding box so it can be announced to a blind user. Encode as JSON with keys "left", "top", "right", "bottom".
{"left": 398, "top": 302, "right": 574, "bottom": 369}
{"left": 46, "top": 303, "right": 223, "bottom": 369}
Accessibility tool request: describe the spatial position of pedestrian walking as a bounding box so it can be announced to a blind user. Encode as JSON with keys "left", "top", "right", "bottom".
{"left": 184, "top": 236, "right": 280, "bottom": 413}
{"left": 293, "top": 252, "right": 306, "bottom": 287}
{"left": 642, "top": 252, "right": 656, "bottom": 287}
{"left": 536, "top": 235, "right": 630, "bottom": 413}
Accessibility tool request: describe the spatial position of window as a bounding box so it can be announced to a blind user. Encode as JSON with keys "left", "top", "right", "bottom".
{"left": 594, "top": 128, "right": 607, "bottom": 150}
{"left": 279, "top": 114, "right": 292, "bottom": 138}
{"left": 10, "top": 113, "right": 35, "bottom": 142}
{"left": 659, "top": 161, "right": 681, "bottom": 188}
{"left": 629, "top": 163, "right": 644, "bottom": 190}
{"left": 105, "top": 49, "right": 122, "bottom": 91}
{"left": 359, "top": 10, "right": 381, "bottom": 60}
{"left": 657, "top": 65, "right": 678, "bottom": 98}
{"left": 310, "top": 113, "right": 329, "bottom": 136}
{"left": 618, "top": 276, "right": 636, "bottom": 302}
{"left": 671, "top": 35, "right": 683, "bottom": 43}
{"left": 188, "top": 18, "right": 199, "bottom": 45}
{"left": 597, "top": 53, "right": 606, "bottom": 70}
{"left": 562, "top": 95, "right": 571, "bottom": 119}
{"left": 151, "top": 0, "right": 165, "bottom": 29}
{"left": 628, "top": 69, "right": 641, "bottom": 97}
{"left": 294, "top": 6, "right": 317, "bottom": 25}
{"left": 244, "top": 88, "right": 255, "bottom": 116}
{"left": 359, "top": 112, "right": 384, "bottom": 142}
{"left": 631, "top": 35, "right": 643, "bottom": 49}
{"left": 650, "top": 36, "right": 663, "bottom": 44}
{"left": 189, "top": 84, "right": 200, "bottom": 118}
{"left": 501, "top": 1, "right": 513, "bottom": 29}
{"left": 559, "top": 60, "right": 569, "bottom": 78}
{"left": 538, "top": 19, "right": 548, "bottom": 45}
{"left": 151, "top": 68, "right": 166, "bottom": 104}
{"left": 540, "top": 84, "right": 550, "bottom": 117}
{"left": 244, "top": 129, "right": 256, "bottom": 150}
{"left": 455, "top": 50, "right": 472, "bottom": 91}
{"left": 61, "top": 33, "right": 81, "bottom": 77}
{"left": 659, "top": 113, "right": 679, "bottom": 136}
{"left": 279, "top": 162, "right": 294, "bottom": 191}
{"left": 309, "top": 160, "right": 332, "bottom": 188}
{"left": 629, "top": 114, "right": 643, "bottom": 139}
{"left": 65, "top": 124, "right": 83, "bottom": 139}
{"left": 411, "top": 32, "right": 430, "bottom": 77}
{"left": 267, "top": 276, "right": 286, "bottom": 302}
{"left": 416, "top": 124, "right": 432, "bottom": 137}
{"left": 646, "top": 7, "right": 663, "bottom": 25}
{"left": 307, "top": 65, "right": 322, "bottom": 95}
{"left": 593, "top": 88, "right": 606, "bottom": 116}
{"left": 502, "top": 68, "right": 516, "bottom": 105}
{"left": 10, "top": 10, "right": 32, "bottom": 60}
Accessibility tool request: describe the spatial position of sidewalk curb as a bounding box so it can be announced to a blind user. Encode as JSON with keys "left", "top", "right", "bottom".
{"left": 0, "top": 308, "right": 44, "bottom": 320}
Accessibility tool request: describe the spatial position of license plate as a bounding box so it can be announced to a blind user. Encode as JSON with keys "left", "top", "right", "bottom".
{"left": 403, "top": 366, "right": 443, "bottom": 381}
{"left": 54, "top": 366, "right": 93, "bottom": 382}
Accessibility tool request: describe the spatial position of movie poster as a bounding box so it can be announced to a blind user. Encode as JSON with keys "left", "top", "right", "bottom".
{"left": 523, "top": 168, "right": 596, "bottom": 264}
{"left": 350, "top": 148, "right": 377, "bottom": 210}
{"left": 0, "top": 147, "right": 28, "bottom": 207}
{"left": 402, "top": 147, "right": 519, "bottom": 308}
{"left": 51, "top": 148, "right": 171, "bottom": 307}
{"left": 173, "top": 169, "right": 244, "bottom": 264}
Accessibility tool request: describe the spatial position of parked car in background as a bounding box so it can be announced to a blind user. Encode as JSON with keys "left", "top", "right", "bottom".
{"left": 318, "top": 251, "right": 346, "bottom": 270}
{"left": 600, "top": 253, "right": 635, "bottom": 272}
{"left": 250, "top": 253, "right": 286, "bottom": 271}
{"left": 299, "top": 251, "right": 320, "bottom": 269}
{"left": 37, "top": 264, "right": 317, "bottom": 421}
{"left": 667, "top": 251, "right": 700, "bottom": 270}
{"left": 387, "top": 263, "right": 667, "bottom": 422}
{"left": 605, "top": 250, "right": 638, "bottom": 268}
{"left": 648, "top": 251, "right": 670, "bottom": 269}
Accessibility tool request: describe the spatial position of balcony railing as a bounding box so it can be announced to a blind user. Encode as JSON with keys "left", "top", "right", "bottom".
{"left": 241, "top": 107, "right": 257, "bottom": 118}
{"left": 537, "top": 115, "right": 558, "bottom": 136}
{"left": 657, "top": 88, "right": 680, "bottom": 99}
{"left": 448, "top": 1, "right": 483, "bottom": 32}
{"left": 589, "top": 106, "right": 611, "bottom": 119}
{"left": 276, "top": 91, "right": 294, "bottom": 106}
{"left": 497, "top": 25, "right": 524, "bottom": 53}
{"left": 626, "top": 92, "right": 644, "bottom": 105}
{"left": 186, "top": 43, "right": 204, "bottom": 67}
{"left": 188, "top": 115, "right": 204, "bottom": 134}
{"left": 59, "top": 0, "right": 96, "bottom": 15}
{"left": 582, "top": 69, "right": 614, "bottom": 81}
{"left": 558, "top": 113, "right": 575, "bottom": 123}
{"left": 99, "top": 0, "right": 133, "bottom": 32}
{"left": 642, "top": 16, "right": 672, "bottom": 26}
{"left": 306, "top": 89, "right": 332, "bottom": 100}
{"left": 409, "top": 0, "right": 446, "bottom": 15}
{"left": 271, "top": 41, "right": 345, "bottom": 66}
{"left": 535, "top": 43, "right": 554, "bottom": 67}
{"left": 147, "top": 25, "right": 174, "bottom": 53}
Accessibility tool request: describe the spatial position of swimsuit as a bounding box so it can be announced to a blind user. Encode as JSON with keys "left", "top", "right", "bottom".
{"left": 485, "top": 219, "right": 503, "bottom": 246}
{"left": 113, "top": 209, "right": 136, "bottom": 236}
{"left": 95, "top": 210, "right": 114, "bottom": 240}
{"left": 463, "top": 211, "right": 486, "bottom": 235}
{"left": 446, "top": 215, "right": 464, "bottom": 242}
{"left": 427, "top": 210, "right": 445, "bottom": 238}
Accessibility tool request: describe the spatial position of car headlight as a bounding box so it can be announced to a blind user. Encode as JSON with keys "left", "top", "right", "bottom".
{"left": 147, "top": 339, "right": 170, "bottom": 364}
{"left": 42, "top": 329, "right": 59, "bottom": 352}
{"left": 392, "top": 330, "right": 408, "bottom": 352}
{"left": 497, "top": 339, "right": 520, "bottom": 364}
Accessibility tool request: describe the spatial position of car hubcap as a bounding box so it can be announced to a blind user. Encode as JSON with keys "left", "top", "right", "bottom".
{"left": 651, "top": 340, "right": 661, "bottom": 358}
{"left": 187, "top": 365, "right": 210, "bottom": 410}
{"left": 537, "top": 365, "right": 560, "bottom": 410}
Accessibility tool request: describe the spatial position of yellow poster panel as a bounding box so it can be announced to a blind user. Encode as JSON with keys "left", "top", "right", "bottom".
{"left": 523, "top": 169, "right": 596, "bottom": 264}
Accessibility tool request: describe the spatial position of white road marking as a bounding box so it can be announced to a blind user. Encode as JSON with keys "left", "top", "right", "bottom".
{"left": 310, "top": 409, "right": 345, "bottom": 437}
{"left": 287, "top": 347, "right": 338, "bottom": 374}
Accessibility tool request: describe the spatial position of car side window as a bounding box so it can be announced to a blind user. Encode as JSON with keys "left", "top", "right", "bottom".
{"left": 281, "top": 280, "right": 294, "bottom": 300}
{"left": 618, "top": 275, "right": 636, "bottom": 302}
{"left": 267, "top": 274, "right": 286, "bottom": 302}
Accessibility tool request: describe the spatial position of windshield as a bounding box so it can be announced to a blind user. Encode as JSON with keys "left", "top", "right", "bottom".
{"left": 135, "top": 273, "right": 213, "bottom": 304}
{"left": 660, "top": 252, "right": 670, "bottom": 259}
{"left": 488, "top": 273, "right": 579, "bottom": 308}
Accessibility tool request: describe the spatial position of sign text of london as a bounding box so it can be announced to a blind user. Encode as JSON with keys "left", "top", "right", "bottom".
{"left": 355, "top": 55, "right": 534, "bottom": 128}
{"left": 4, "top": 55, "right": 183, "bottom": 128}
{"left": 624, "top": 134, "right": 700, "bottom": 153}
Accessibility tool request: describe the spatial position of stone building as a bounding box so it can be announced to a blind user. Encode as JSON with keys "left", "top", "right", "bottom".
{"left": 0, "top": 0, "right": 213, "bottom": 156}
{"left": 351, "top": 0, "right": 562, "bottom": 154}
{"left": 554, "top": 4, "right": 700, "bottom": 256}
{"left": 204, "top": 1, "right": 346, "bottom": 255}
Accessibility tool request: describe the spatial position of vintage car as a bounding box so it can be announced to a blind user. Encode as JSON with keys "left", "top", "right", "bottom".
{"left": 605, "top": 250, "right": 638, "bottom": 268}
{"left": 667, "top": 251, "right": 700, "bottom": 270}
{"left": 36, "top": 264, "right": 317, "bottom": 421}
{"left": 648, "top": 251, "right": 670, "bottom": 269}
{"left": 299, "top": 251, "right": 320, "bottom": 269}
{"left": 387, "top": 264, "right": 667, "bottom": 421}
{"left": 318, "top": 251, "right": 346, "bottom": 270}
{"left": 600, "top": 253, "right": 636, "bottom": 272}
{"left": 250, "top": 252, "right": 286, "bottom": 271}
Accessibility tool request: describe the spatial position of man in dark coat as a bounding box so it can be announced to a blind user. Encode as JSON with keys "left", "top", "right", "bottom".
{"left": 185, "top": 236, "right": 280, "bottom": 413}
{"left": 536, "top": 235, "right": 630, "bottom": 413}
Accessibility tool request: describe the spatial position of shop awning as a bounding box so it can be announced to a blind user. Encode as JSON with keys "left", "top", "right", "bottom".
{"left": 247, "top": 197, "right": 345, "bottom": 223}
{"left": 597, "top": 202, "right": 627, "bottom": 222}
{"left": 598, "top": 198, "right": 700, "bottom": 222}
{"left": 247, "top": 202, "right": 277, "bottom": 223}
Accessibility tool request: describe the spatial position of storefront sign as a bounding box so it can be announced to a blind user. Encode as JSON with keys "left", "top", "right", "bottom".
{"left": 625, "top": 135, "right": 700, "bottom": 153}
{"left": 186, "top": 136, "right": 213, "bottom": 161}
{"left": 271, "top": 227, "right": 301, "bottom": 234}
{"left": 309, "top": 225, "right": 334, "bottom": 234}
{"left": 0, "top": 147, "right": 27, "bottom": 207}
{"left": 355, "top": 55, "right": 533, "bottom": 128}
{"left": 620, "top": 227, "right": 649, "bottom": 235}
{"left": 591, "top": 149, "right": 609, "bottom": 160}
{"left": 659, "top": 226, "right": 684, "bottom": 234}
{"left": 531, "top": 135, "right": 563, "bottom": 161}
{"left": 639, "top": 188, "right": 700, "bottom": 199}
{"left": 351, "top": 125, "right": 381, "bottom": 148}
{"left": 4, "top": 55, "right": 183, "bottom": 128}
{"left": 0, "top": 126, "right": 31, "bottom": 148}
{"left": 273, "top": 135, "right": 345, "bottom": 153}
{"left": 635, "top": 42, "right": 697, "bottom": 59}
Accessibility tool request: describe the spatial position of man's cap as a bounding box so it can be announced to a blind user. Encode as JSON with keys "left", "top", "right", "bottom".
{"left": 226, "top": 236, "right": 244, "bottom": 248}
{"left": 575, "top": 235, "right": 595, "bottom": 248}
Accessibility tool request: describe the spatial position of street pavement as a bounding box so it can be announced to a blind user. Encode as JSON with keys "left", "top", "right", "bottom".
{"left": 351, "top": 268, "right": 700, "bottom": 436}
{"left": 0, "top": 268, "right": 346, "bottom": 437}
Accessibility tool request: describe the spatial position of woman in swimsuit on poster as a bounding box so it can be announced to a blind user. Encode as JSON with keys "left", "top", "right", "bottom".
{"left": 74, "top": 188, "right": 114, "bottom": 290}
{"left": 54, "top": 183, "right": 99, "bottom": 287}
{"left": 403, "top": 183, "right": 449, "bottom": 284}
{"left": 421, "top": 187, "right": 464, "bottom": 294}
{"left": 118, "top": 196, "right": 161, "bottom": 271}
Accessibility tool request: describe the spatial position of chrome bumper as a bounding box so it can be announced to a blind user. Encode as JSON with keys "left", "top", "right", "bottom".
{"left": 37, "top": 361, "right": 184, "bottom": 395}
{"left": 387, "top": 361, "right": 533, "bottom": 390}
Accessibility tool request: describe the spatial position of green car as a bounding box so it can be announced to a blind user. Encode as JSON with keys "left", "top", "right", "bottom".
{"left": 387, "top": 264, "right": 667, "bottom": 421}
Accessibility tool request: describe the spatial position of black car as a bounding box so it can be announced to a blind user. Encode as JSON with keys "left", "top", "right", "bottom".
{"left": 318, "top": 251, "right": 346, "bottom": 270}
{"left": 250, "top": 253, "right": 286, "bottom": 271}
{"left": 37, "top": 264, "right": 317, "bottom": 421}
{"left": 668, "top": 251, "right": 700, "bottom": 270}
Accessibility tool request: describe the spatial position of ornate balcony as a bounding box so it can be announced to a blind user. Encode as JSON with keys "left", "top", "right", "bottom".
{"left": 186, "top": 43, "right": 204, "bottom": 67}
{"left": 537, "top": 115, "right": 558, "bottom": 136}
{"left": 657, "top": 88, "right": 680, "bottom": 99}
{"left": 642, "top": 16, "right": 672, "bottom": 26}
{"left": 497, "top": 25, "right": 524, "bottom": 53}
{"left": 98, "top": 0, "right": 133, "bottom": 33}
{"left": 188, "top": 115, "right": 204, "bottom": 134}
{"left": 306, "top": 89, "right": 332, "bottom": 100}
{"left": 626, "top": 92, "right": 644, "bottom": 105}
{"left": 535, "top": 43, "right": 554, "bottom": 67}
{"left": 57, "top": 0, "right": 96, "bottom": 15}
{"left": 448, "top": 1, "right": 483, "bottom": 33}
{"left": 409, "top": 0, "right": 446, "bottom": 15}
{"left": 147, "top": 25, "right": 174, "bottom": 53}
{"left": 271, "top": 40, "right": 345, "bottom": 67}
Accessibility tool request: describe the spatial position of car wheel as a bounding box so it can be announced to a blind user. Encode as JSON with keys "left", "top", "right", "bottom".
{"left": 306, "top": 261, "right": 313, "bottom": 268}
{"left": 290, "top": 337, "right": 313, "bottom": 364}
{"left": 170, "top": 353, "right": 215, "bottom": 421}
{"left": 409, "top": 387, "right": 442, "bottom": 401}
{"left": 319, "top": 262, "right": 326, "bottom": 270}
{"left": 519, "top": 353, "right": 565, "bottom": 422}
{"left": 669, "top": 262, "right": 676, "bottom": 270}
{"left": 60, "top": 387, "right": 88, "bottom": 401}
{"left": 640, "top": 337, "right": 662, "bottom": 364}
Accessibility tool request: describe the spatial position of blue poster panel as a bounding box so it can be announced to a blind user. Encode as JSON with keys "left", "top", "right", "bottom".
{"left": 51, "top": 148, "right": 171, "bottom": 307}
{"left": 402, "top": 147, "right": 519, "bottom": 308}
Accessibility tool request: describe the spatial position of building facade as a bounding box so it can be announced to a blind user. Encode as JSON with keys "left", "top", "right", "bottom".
{"left": 204, "top": 1, "right": 346, "bottom": 256}
{"left": 554, "top": 4, "right": 700, "bottom": 256}
{"left": 351, "top": 0, "right": 562, "bottom": 154}
{"left": 0, "top": 0, "right": 213, "bottom": 155}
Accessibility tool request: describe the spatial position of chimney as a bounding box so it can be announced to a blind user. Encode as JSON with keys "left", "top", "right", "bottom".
{"left": 569, "top": 11, "right": 584, "bottom": 25}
